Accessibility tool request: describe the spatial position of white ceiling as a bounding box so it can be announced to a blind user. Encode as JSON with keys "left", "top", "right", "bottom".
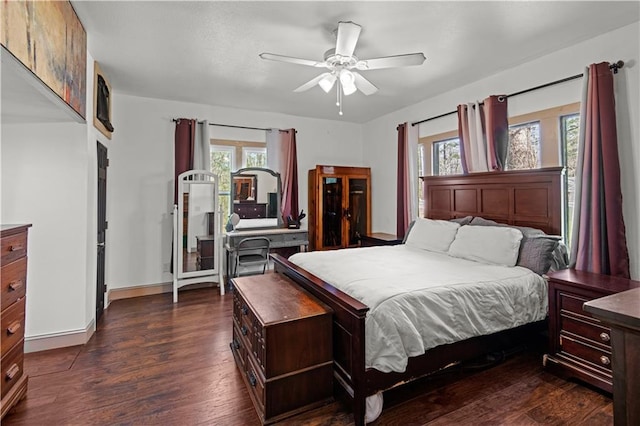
{"left": 3, "top": 2, "right": 639, "bottom": 124}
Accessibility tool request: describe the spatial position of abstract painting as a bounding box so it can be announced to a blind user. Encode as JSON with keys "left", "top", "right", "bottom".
{"left": 1, "top": 0, "right": 87, "bottom": 119}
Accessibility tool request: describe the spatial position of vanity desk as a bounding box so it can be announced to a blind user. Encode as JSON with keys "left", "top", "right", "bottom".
{"left": 224, "top": 227, "right": 308, "bottom": 283}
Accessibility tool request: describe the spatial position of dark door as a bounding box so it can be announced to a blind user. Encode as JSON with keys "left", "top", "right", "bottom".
{"left": 96, "top": 142, "right": 108, "bottom": 324}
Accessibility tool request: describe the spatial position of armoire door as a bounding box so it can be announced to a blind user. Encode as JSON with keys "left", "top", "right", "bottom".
{"left": 345, "top": 176, "right": 369, "bottom": 247}
{"left": 320, "top": 175, "right": 343, "bottom": 249}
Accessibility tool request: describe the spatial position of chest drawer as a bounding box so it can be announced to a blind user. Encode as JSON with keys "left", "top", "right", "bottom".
{"left": 1, "top": 231, "right": 27, "bottom": 265}
{"left": 1, "top": 257, "right": 27, "bottom": 311}
{"left": 560, "top": 314, "right": 610, "bottom": 347}
{"left": 1, "top": 340, "right": 25, "bottom": 399}
{"left": 2, "top": 297, "right": 26, "bottom": 355}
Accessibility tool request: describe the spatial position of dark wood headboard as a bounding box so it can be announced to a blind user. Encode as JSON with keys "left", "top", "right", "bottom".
{"left": 421, "top": 167, "right": 563, "bottom": 235}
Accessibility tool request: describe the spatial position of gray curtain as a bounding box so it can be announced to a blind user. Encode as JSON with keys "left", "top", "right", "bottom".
{"left": 194, "top": 120, "right": 211, "bottom": 171}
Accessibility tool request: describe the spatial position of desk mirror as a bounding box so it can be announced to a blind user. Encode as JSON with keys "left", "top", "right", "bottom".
{"left": 231, "top": 167, "right": 282, "bottom": 229}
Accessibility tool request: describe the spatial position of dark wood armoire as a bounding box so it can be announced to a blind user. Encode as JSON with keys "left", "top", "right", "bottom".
{"left": 308, "top": 165, "right": 371, "bottom": 251}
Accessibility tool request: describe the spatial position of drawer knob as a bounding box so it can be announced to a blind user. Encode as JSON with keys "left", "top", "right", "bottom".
{"left": 248, "top": 371, "right": 257, "bottom": 387}
{"left": 600, "top": 332, "right": 610, "bottom": 342}
{"left": 9, "top": 244, "right": 24, "bottom": 252}
{"left": 232, "top": 339, "right": 240, "bottom": 350}
{"left": 7, "top": 321, "right": 21, "bottom": 335}
{"left": 241, "top": 305, "right": 248, "bottom": 315}
{"left": 6, "top": 364, "right": 20, "bottom": 380}
{"left": 240, "top": 325, "right": 248, "bottom": 336}
{"left": 600, "top": 355, "right": 611, "bottom": 366}
{"left": 8, "top": 280, "right": 23, "bottom": 291}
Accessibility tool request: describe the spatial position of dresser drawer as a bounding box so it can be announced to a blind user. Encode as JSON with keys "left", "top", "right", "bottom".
{"left": 1, "top": 257, "right": 27, "bottom": 311}
{"left": 1, "top": 297, "right": 26, "bottom": 355}
{"left": 560, "top": 333, "right": 612, "bottom": 372}
{"left": 1, "top": 231, "right": 27, "bottom": 266}
{"left": 560, "top": 314, "right": 611, "bottom": 348}
{"left": 1, "top": 340, "right": 24, "bottom": 399}
{"left": 265, "top": 234, "right": 284, "bottom": 245}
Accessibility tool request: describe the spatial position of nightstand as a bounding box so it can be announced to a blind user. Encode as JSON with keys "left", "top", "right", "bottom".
{"left": 543, "top": 269, "right": 640, "bottom": 393}
{"left": 360, "top": 232, "right": 402, "bottom": 247}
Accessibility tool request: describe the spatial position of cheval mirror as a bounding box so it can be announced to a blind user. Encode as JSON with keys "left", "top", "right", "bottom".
{"left": 172, "top": 170, "right": 222, "bottom": 302}
{"left": 230, "top": 167, "right": 283, "bottom": 229}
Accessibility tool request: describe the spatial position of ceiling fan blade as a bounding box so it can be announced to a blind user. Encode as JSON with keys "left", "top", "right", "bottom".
{"left": 335, "top": 21, "right": 362, "bottom": 58}
{"left": 259, "top": 53, "right": 327, "bottom": 68}
{"left": 355, "top": 53, "right": 426, "bottom": 70}
{"left": 353, "top": 72, "right": 378, "bottom": 96}
{"left": 293, "top": 73, "right": 332, "bottom": 92}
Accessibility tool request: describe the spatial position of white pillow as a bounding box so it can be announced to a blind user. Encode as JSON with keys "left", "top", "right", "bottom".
{"left": 404, "top": 218, "right": 460, "bottom": 253}
{"left": 448, "top": 225, "right": 523, "bottom": 266}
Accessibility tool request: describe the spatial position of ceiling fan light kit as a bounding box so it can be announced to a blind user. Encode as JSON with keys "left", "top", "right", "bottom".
{"left": 260, "top": 21, "right": 426, "bottom": 116}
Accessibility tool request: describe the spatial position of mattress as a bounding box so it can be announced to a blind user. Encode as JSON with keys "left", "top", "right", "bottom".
{"left": 288, "top": 245, "right": 548, "bottom": 373}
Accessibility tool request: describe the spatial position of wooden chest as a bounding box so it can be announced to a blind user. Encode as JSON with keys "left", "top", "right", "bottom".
{"left": 230, "top": 273, "right": 333, "bottom": 424}
{"left": 1, "top": 224, "right": 31, "bottom": 419}
{"left": 544, "top": 269, "right": 640, "bottom": 393}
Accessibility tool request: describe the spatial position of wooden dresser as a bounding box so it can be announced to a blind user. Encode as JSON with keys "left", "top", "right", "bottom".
{"left": 1, "top": 224, "right": 31, "bottom": 419}
{"left": 230, "top": 273, "right": 333, "bottom": 424}
{"left": 544, "top": 269, "right": 640, "bottom": 393}
{"left": 234, "top": 203, "right": 268, "bottom": 219}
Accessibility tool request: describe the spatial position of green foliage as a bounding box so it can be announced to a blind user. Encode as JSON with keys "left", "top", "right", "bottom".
{"left": 507, "top": 122, "right": 540, "bottom": 170}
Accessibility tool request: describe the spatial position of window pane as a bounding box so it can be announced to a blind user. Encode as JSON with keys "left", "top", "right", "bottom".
{"left": 418, "top": 144, "right": 425, "bottom": 218}
{"left": 243, "top": 148, "right": 267, "bottom": 168}
{"left": 433, "top": 138, "right": 462, "bottom": 176}
{"left": 507, "top": 121, "right": 540, "bottom": 170}
{"left": 210, "top": 148, "right": 233, "bottom": 219}
{"left": 562, "top": 114, "right": 580, "bottom": 247}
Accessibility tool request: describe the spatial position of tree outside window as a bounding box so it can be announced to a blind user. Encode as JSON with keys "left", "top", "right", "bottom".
{"left": 507, "top": 121, "right": 540, "bottom": 170}
{"left": 210, "top": 146, "right": 234, "bottom": 219}
{"left": 243, "top": 147, "right": 267, "bottom": 168}
{"left": 561, "top": 114, "right": 580, "bottom": 246}
{"left": 432, "top": 138, "right": 462, "bottom": 175}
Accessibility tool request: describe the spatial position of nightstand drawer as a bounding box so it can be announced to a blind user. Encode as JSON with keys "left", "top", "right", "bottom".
{"left": 561, "top": 334, "right": 612, "bottom": 371}
{"left": 561, "top": 314, "right": 610, "bottom": 347}
{"left": 559, "top": 291, "right": 593, "bottom": 318}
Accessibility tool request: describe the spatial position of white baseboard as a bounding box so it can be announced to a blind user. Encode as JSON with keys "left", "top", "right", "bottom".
{"left": 108, "top": 282, "right": 173, "bottom": 302}
{"left": 107, "top": 281, "right": 217, "bottom": 302}
{"left": 25, "top": 319, "right": 95, "bottom": 353}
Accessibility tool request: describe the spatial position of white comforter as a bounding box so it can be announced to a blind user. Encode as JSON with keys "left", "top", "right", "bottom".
{"left": 288, "top": 245, "right": 547, "bottom": 373}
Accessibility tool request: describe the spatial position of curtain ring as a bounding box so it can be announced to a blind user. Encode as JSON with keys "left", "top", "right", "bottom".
{"left": 497, "top": 96, "right": 506, "bottom": 102}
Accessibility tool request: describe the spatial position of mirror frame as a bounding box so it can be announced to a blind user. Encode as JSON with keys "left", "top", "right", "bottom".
{"left": 231, "top": 167, "right": 283, "bottom": 228}
{"left": 176, "top": 170, "right": 220, "bottom": 279}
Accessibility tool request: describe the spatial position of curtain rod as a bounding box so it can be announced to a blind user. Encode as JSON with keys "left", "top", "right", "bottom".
{"left": 411, "top": 60, "right": 624, "bottom": 127}
{"left": 171, "top": 119, "right": 294, "bottom": 133}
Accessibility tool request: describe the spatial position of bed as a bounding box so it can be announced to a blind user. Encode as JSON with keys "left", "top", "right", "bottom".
{"left": 271, "top": 167, "right": 563, "bottom": 425}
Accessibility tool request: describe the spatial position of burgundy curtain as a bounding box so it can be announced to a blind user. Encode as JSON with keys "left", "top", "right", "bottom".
{"left": 174, "top": 119, "right": 196, "bottom": 203}
{"left": 484, "top": 95, "right": 509, "bottom": 171}
{"left": 457, "top": 95, "right": 508, "bottom": 173}
{"left": 396, "top": 123, "right": 409, "bottom": 238}
{"left": 280, "top": 129, "right": 299, "bottom": 221}
{"left": 570, "top": 62, "right": 630, "bottom": 278}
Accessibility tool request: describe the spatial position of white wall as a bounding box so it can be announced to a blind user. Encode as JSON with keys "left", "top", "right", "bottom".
{"left": 363, "top": 22, "right": 640, "bottom": 279}
{"left": 1, "top": 122, "right": 90, "bottom": 338}
{"left": 106, "top": 94, "right": 362, "bottom": 289}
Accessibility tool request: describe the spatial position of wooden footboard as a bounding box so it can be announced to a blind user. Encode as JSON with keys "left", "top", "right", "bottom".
{"left": 272, "top": 254, "right": 370, "bottom": 424}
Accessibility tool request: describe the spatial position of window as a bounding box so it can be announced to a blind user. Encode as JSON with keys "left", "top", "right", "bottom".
{"left": 432, "top": 138, "right": 462, "bottom": 176}
{"left": 210, "top": 140, "right": 268, "bottom": 218}
{"left": 418, "top": 144, "right": 426, "bottom": 218}
{"left": 561, "top": 113, "right": 580, "bottom": 246}
{"left": 210, "top": 146, "right": 234, "bottom": 219}
{"left": 507, "top": 121, "right": 540, "bottom": 170}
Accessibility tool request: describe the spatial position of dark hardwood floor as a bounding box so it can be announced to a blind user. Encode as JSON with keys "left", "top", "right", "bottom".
{"left": 4, "top": 287, "right": 613, "bottom": 425}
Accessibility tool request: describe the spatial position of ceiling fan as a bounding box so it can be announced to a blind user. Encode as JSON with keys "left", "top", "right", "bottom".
{"left": 259, "top": 21, "right": 426, "bottom": 115}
